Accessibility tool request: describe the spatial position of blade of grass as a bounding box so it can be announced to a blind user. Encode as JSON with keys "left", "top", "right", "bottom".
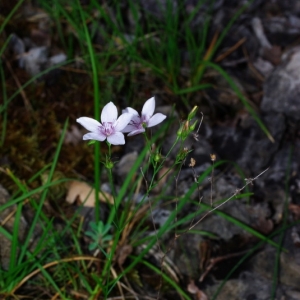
{"left": 192, "top": 0, "right": 254, "bottom": 84}
{"left": 17, "top": 119, "right": 68, "bottom": 264}
{"left": 0, "top": 59, "right": 72, "bottom": 114}
{"left": 0, "top": 35, "right": 12, "bottom": 57}
{"left": 0, "top": 0, "right": 25, "bottom": 35}
{"left": 199, "top": 202, "right": 285, "bottom": 251}
{"left": 205, "top": 61, "right": 274, "bottom": 142}
{"left": 0, "top": 178, "right": 70, "bottom": 213}
{"left": 175, "top": 84, "right": 213, "bottom": 95}
{"left": 140, "top": 258, "right": 192, "bottom": 300}
{"left": 212, "top": 221, "right": 300, "bottom": 300}
{"left": 76, "top": 0, "right": 101, "bottom": 222}
{"left": 0, "top": 226, "right": 62, "bottom": 296}
{"left": 0, "top": 63, "right": 7, "bottom": 146}
{"left": 9, "top": 197, "right": 24, "bottom": 271}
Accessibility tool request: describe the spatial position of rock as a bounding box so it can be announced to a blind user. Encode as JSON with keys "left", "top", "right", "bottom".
{"left": 206, "top": 271, "right": 288, "bottom": 300}
{"left": 253, "top": 57, "right": 274, "bottom": 77}
{"left": 211, "top": 113, "right": 285, "bottom": 175}
{"left": 261, "top": 47, "right": 300, "bottom": 120}
{"left": 23, "top": 46, "right": 48, "bottom": 76}
{"left": 115, "top": 151, "right": 138, "bottom": 178}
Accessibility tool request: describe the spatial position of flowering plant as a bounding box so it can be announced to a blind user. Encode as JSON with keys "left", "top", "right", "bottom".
{"left": 76, "top": 102, "right": 132, "bottom": 145}
{"left": 122, "top": 97, "right": 166, "bottom": 136}
{"left": 77, "top": 97, "right": 166, "bottom": 144}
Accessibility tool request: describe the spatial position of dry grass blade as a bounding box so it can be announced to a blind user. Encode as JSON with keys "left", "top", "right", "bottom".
{"left": 214, "top": 37, "right": 246, "bottom": 62}
{"left": 10, "top": 256, "right": 101, "bottom": 295}
{"left": 119, "top": 203, "right": 151, "bottom": 246}
{"left": 111, "top": 267, "right": 125, "bottom": 300}
{"left": 199, "top": 249, "right": 249, "bottom": 282}
{"left": 4, "top": 56, "right": 34, "bottom": 113}
{"left": 188, "top": 167, "right": 270, "bottom": 232}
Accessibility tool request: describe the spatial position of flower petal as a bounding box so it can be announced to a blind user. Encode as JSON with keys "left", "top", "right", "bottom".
{"left": 101, "top": 102, "right": 118, "bottom": 123}
{"left": 83, "top": 132, "right": 106, "bottom": 141}
{"left": 76, "top": 117, "right": 101, "bottom": 132}
{"left": 107, "top": 132, "right": 125, "bottom": 145}
{"left": 147, "top": 113, "right": 166, "bottom": 128}
{"left": 141, "top": 97, "right": 155, "bottom": 120}
{"left": 128, "top": 128, "right": 145, "bottom": 136}
{"left": 123, "top": 107, "right": 139, "bottom": 116}
{"left": 114, "top": 112, "right": 133, "bottom": 131}
{"left": 121, "top": 124, "right": 139, "bottom": 133}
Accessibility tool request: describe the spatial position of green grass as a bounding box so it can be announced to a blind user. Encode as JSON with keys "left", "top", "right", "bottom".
{"left": 0, "top": 0, "right": 286, "bottom": 298}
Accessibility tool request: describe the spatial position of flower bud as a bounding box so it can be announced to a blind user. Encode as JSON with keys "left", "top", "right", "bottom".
{"left": 153, "top": 151, "right": 162, "bottom": 163}
{"left": 189, "top": 120, "right": 198, "bottom": 131}
{"left": 177, "top": 120, "right": 190, "bottom": 140}
{"left": 176, "top": 147, "right": 190, "bottom": 164}
{"left": 188, "top": 106, "right": 198, "bottom": 121}
{"left": 105, "top": 157, "right": 114, "bottom": 169}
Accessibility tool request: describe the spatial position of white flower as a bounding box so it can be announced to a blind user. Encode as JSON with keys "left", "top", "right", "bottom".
{"left": 76, "top": 102, "right": 132, "bottom": 145}
{"left": 122, "top": 97, "right": 166, "bottom": 136}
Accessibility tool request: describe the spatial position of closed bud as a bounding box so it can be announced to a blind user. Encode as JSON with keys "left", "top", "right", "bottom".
{"left": 177, "top": 120, "right": 190, "bottom": 140}
{"left": 176, "top": 147, "right": 190, "bottom": 163}
{"left": 189, "top": 120, "right": 198, "bottom": 131}
{"left": 153, "top": 152, "right": 162, "bottom": 163}
{"left": 188, "top": 106, "right": 198, "bottom": 121}
{"left": 105, "top": 157, "right": 114, "bottom": 169}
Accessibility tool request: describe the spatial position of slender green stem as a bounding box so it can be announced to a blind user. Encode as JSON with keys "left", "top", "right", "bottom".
{"left": 105, "top": 142, "right": 120, "bottom": 228}
{"left": 77, "top": 0, "right": 101, "bottom": 222}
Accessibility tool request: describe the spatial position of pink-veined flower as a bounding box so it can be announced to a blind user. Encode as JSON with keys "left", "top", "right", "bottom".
{"left": 76, "top": 102, "right": 132, "bottom": 145}
{"left": 122, "top": 97, "right": 166, "bottom": 136}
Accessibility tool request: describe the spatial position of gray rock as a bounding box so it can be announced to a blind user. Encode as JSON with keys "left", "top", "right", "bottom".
{"left": 250, "top": 226, "right": 300, "bottom": 290}
{"left": 115, "top": 151, "right": 138, "bottom": 178}
{"left": 206, "top": 271, "right": 287, "bottom": 300}
{"left": 261, "top": 47, "right": 300, "bottom": 120}
{"left": 23, "top": 46, "right": 48, "bottom": 76}
{"left": 212, "top": 113, "right": 285, "bottom": 175}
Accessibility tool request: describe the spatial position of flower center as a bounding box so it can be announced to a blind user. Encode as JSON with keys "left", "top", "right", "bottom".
{"left": 99, "top": 122, "right": 115, "bottom": 136}
{"left": 129, "top": 115, "right": 147, "bottom": 129}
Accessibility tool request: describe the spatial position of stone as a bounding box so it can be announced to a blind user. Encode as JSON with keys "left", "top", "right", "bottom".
{"left": 261, "top": 47, "right": 300, "bottom": 120}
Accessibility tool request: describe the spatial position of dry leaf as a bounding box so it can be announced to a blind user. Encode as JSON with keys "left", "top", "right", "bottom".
{"left": 187, "top": 280, "right": 208, "bottom": 300}
{"left": 66, "top": 181, "right": 113, "bottom": 206}
{"left": 63, "top": 125, "right": 83, "bottom": 145}
{"left": 289, "top": 203, "right": 300, "bottom": 220}
{"left": 117, "top": 244, "right": 133, "bottom": 266}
